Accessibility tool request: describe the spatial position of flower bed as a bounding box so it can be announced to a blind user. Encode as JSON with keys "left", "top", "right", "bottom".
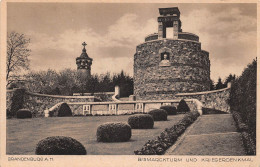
{"left": 134, "top": 111, "right": 200, "bottom": 155}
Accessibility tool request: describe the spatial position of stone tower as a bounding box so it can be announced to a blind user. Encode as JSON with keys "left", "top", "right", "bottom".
{"left": 134, "top": 7, "right": 210, "bottom": 100}
{"left": 76, "top": 42, "right": 93, "bottom": 79}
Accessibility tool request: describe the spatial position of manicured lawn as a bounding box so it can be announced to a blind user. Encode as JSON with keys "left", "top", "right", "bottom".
{"left": 7, "top": 114, "right": 184, "bottom": 155}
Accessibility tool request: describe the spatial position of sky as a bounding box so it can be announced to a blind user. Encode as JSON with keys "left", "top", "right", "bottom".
{"left": 7, "top": 3, "right": 257, "bottom": 82}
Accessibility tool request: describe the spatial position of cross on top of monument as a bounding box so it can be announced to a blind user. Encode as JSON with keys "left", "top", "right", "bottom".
{"left": 82, "top": 42, "right": 87, "bottom": 48}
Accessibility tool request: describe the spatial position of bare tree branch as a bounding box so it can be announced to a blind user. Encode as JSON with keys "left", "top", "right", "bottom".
{"left": 6, "top": 31, "right": 31, "bottom": 87}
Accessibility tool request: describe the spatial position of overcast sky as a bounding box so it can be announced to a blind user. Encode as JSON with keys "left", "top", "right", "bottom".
{"left": 7, "top": 3, "right": 257, "bottom": 82}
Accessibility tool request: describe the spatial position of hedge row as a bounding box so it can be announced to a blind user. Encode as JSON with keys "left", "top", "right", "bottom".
{"left": 232, "top": 111, "right": 256, "bottom": 155}
{"left": 134, "top": 111, "right": 200, "bottom": 155}
{"left": 228, "top": 59, "right": 256, "bottom": 154}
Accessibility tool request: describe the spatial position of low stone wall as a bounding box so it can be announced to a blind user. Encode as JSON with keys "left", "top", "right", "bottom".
{"left": 67, "top": 99, "right": 201, "bottom": 116}
{"left": 175, "top": 86, "right": 231, "bottom": 112}
{"left": 73, "top": 92, "right": 114, "bottom": 101}
{"left": 6, "top": 89, "right": 96, "bottom": 117}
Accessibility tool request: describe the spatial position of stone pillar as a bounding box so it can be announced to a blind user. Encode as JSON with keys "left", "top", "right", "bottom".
{"left": 115, "top": 85, "right": 120, "bottom": 98}
{"left": 173, "top": 20, "right": 178, "bottom": 40}
{"left": 158, "top": 22, "right": 163, "bottom": 39}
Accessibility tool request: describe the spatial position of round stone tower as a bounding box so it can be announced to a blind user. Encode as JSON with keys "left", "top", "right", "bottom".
{"left": 76, "top": 42, "right": 93, "bottom": 79}
{"left": 134, "top": 7, "right": 210, "bottom": 100}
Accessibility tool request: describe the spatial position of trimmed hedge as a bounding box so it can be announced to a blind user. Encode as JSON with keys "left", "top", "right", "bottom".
{"left": 160, "top": 105, "right": 177, "bottom": 115}
{"left": 16, "top": 109, "right": 32, "bottom": 119}
{"left": 148, "top": 109, "right": 167, "bottom": 121}
{"left": 57, "top": 103, "right": 72, "bottom": 117}
{"left": 134, "top": 111, "right": 200, "bottom": 155}
{"left": 97, "top": 122, "right": 131, "bottom": 142}
{"left": 128, "top": 114, "right": 154, "bottom": 129}
{"left": 202, "top": 108, "right": 227, "bottom": 115}
{"left": 229, "top": 59, "right": 256, "bottom": 155}
{"left": 35, "top": 136, "right": 87, "bottom": 155}
{"left": 177, "top": 99, "right": 190, "bottom": 113}
{"left": 232, "top": 111, "right": 255, "bottom": 155}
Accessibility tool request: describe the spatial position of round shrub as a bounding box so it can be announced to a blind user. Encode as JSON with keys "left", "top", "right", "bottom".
{"left": 160, "top": 105, "right": 177, "bottom": 115}
{"left": 128, "top": 114, "right": 154, "bottom": 129}
{"left": 57, "top": 103, "right": 72, "bottom": 117}
{"left": 148, "top": 109, "right": 167, "bottom": 121}
{"left": 177, "top": 99, "right": 190, "bottom": 113}
{"left": 16, "top": 109, "right": 32, "bottom": 119}
{"left": 97, "top": 122, "right": 131, "bottom": 142}
{"left": 35, "top": 136, "right": 86, "bottom": 155}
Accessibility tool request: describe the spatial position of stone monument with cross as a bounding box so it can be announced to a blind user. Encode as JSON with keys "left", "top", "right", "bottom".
{"left": 76, "top": 42, "right": 93, "bottom": 79}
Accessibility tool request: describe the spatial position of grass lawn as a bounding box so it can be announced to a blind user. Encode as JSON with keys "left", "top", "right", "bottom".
{"left": 7, "top": 114, "right": 184, "bottom": 155}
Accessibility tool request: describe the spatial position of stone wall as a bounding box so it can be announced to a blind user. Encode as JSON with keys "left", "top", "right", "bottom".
{"left": 134, "top": 39, "right": 210, "bottom": 100}
{"left": 178, "top": 32, "right": 199, "bottom": 42}
{"left": 145, "top": 33, "right": 158, "bottom": 42}
{"left": 176, "top": 87, "right": 231, "bottom": 112}
{"left": 6, "top": 89, "right": 95, "bottom": 117}
{"left": 67, "top": 99, "right": 200, "bottom": 116}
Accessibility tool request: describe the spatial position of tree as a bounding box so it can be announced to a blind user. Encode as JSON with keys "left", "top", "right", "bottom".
{"left": 215, "top": 77, "right": 225, "bottom": 90}
{"left": 6, "top": 32, "right": 31, "bottom": 86}
{"left": 224, "top": 74, "right": 236, "bottom": 87}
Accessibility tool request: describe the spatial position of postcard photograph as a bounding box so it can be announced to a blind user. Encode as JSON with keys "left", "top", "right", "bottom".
{"left": 2, "top": 1, "right": 257, "bottom": 161}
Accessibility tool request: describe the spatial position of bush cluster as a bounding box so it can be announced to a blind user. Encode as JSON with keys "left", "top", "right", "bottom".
{"left": 148, "top": 109, "right": 167, "bottom": 121}
{"left": 128, "top": 114, "right": 154, "bottom": 129}
{"left": 97, "top": 122, "right": 131, "bottom": 142}
{"left": 134, "top": 111, "right": 200, "bottom": 155}
{"left": 57, "top": 103, "right": 72, "bottom": 117}
{"left": 232, "top": 111, "right": 255, "bottom": 155}
{"left": 177, "top": 99, "right": 190, "bottom": 113}
{"left": 35, "top": 136, "right": 87, "bottom": 155}
{"left": 49, "top": 103, "right": 72, "bottom": 117}
{"left": 160, "top": 105, "right": 177, "bottom": 115}
{"left": 9, "top": 88, "right": 26, "bottom": 118}
{"left": 16, "top": 109, "right": 32, "bottom": 119}
{"left": 229, "top": 59, "right": 256, "bottom": 154}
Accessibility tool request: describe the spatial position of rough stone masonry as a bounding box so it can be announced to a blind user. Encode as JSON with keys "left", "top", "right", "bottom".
{"left": 134, "top": 7, "right": 210, "bottom": 100}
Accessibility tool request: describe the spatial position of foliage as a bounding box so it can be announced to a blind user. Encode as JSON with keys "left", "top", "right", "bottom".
{"left": 96, "top": 122, "right": 131, "bottom": 142}
{"left": 134, "top": 111, "right": 200, "bottom": 155}
{"left": 35, "top": 136, "right": 87, "bottom": 155}
{"left": 177, "top": 99, "right": 190, "bottom": 113}
{"left": 57, "top": 103, "right": 72, "bottom": 117}
{"left": 229, "top": 59, "right": 256, "bottom": 154}
{"left": 6, "top": 32, "right": 31, "bottom": 87}
{"left": 22, "top": 69, "right": 133, "bottom": 97}
{"left": 16, "top": 109, "right": 32, "bottom": 119}
{"left": 232, "top": 111, "right": 255, "bottom": 155}
{"left": 215, "top": 78, "right": 225, "bottom": 90}
{"left": 202, "top": 108, "right": 227, "bottom": 115}
{"left": 148, "top": 109, "right": 167, "bottom": 121}
{"left": 128, "top": 114, "right": 154, "bottom": 129}
{"left": 160, "top": 105, "right": 177, "bottom": 115}
{"left": 10, "top": 88, "right": 26, "bottom": 118}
